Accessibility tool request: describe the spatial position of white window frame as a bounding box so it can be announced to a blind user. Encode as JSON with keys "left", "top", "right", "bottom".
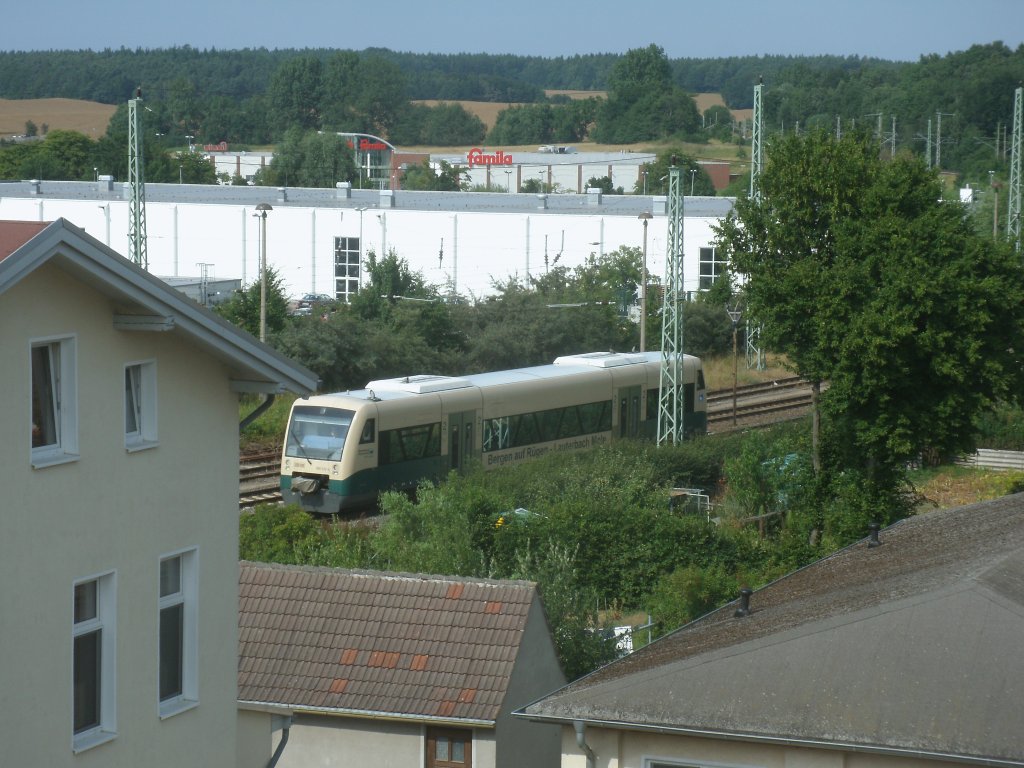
{"left": 124, "top": 359, "right": 158, "bottom": 451}
{"left": 158, "top": 547, "right": 199, "bottom": 718}
{"left": 72, "top": 570, "right": 117, "bottom": 753}
{"left": 31, "top": 335, "right": 78, "bottom": 468}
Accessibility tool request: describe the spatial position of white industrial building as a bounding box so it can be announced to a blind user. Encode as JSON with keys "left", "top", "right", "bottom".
{"left": 0, "top": 178, "right": 733, "bottom": 304}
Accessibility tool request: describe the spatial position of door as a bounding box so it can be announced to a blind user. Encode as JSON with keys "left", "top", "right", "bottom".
{"left": 426, "top": 726, "right": 472, "bottom": 768}
{"left": 448, "top": 411, "right": 476, "bottom": 473}
{"left": 618, "top": 386, "right": 641, "bottom": 438}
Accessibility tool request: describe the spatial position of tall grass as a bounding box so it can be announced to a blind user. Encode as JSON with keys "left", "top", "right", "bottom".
{"left": 239, "top": 393, "right": 298, "bottom": 452}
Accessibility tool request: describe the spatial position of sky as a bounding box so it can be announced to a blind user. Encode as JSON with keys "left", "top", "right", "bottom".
{"left": 4, "top": 0, "right": 1023, "bottom": 61}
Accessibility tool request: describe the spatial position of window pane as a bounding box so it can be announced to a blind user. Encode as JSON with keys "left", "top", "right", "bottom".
{"left": 159, "top": 603, "right": 184, "bottom": 700}
{"left": 31, "top": 344, "right": 58, "bottom": 448}
{"left": 160, "top": 556, "right": 181, "bottom": 597}
{"left": 74, "top": 581, "right": 98, "bottom": 623}
{"left": 451, "top": 740, "right": 465, "bottom": 762}
{"left": 73, "top": 629, "right": 101, "bottom": 733}
{"left": 435, "top": 736, "right": 449, "bottom": 761}
{"left": 125, "top": 367, "right": 141, "bottom": 435}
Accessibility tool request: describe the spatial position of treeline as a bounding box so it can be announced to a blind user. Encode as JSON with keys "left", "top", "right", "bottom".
{"left": 2, "top": 42, "right": 1022, "bottom": 178}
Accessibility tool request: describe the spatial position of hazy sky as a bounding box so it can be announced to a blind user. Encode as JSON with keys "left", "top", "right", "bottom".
{"left": 4, "top": 0, "right": 1022, "bottom": 61}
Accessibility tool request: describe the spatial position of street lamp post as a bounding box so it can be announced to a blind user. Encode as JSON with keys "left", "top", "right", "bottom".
{"left": 690, "top": 168, "right": 697, "bottom": 195}
{"left": 726, "top": 304, "right": 743, "bottom": 425}
{"left": 256, "top": 203, "right": 273, "bottom": 342}
{"left": 638, "top": 212, "right": 653, "bottom": 352}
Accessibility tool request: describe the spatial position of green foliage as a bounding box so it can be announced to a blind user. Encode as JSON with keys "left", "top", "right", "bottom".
{"left": 401, "top": 159, "right": 468, "bottom": 191}
{"left": 261, "top": 128, "right": 356, "bottom": 188}
{"left": 239, "top": 393, "right": 297, "bottom": 449}
{"left": 973, "top": 402, "right": 1024, "bottom": 450}
{"left": 596, "top": 45, "right": 701, "bottom": 144}
{"left": 717, "top": 129, "right": 1024, "bottom": 510}
{"left": 240, "top": 504, "right": 322, "bottom": 564}
{"left": 585, "top": 175, "right": 622, "bottom": 195}
{"left": 634, "top": 148, "right": 715, "bottom": 196}
{"left": 215, "top": 265, "right": 290, "bottom": 338}
{"left": 645, "top": 564, "right": 743, "bottom": 634}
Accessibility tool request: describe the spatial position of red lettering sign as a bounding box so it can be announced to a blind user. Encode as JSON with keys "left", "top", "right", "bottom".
{"left": 359, "top": 138, "right": 388, "bottom": 151}
{"left": 467, "top": 148, "right": 514, "bottom": 168}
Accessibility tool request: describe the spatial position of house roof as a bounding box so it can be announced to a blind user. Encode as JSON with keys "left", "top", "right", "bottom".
{"left": 238, "top": 562, "right": 544, "bottom": 725}
{"left": 0, "top": 218, "right": 317, "bottom": 395}
{"left": 521, "top": 494, "right": 1024, "bottom": 765}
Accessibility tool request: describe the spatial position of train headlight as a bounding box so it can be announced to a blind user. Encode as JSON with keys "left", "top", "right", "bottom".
{"left": 284, "top": 459, "right": 291, "bottom": 470}
{"left": 332, "top": 465, "right": 338, "bottom": 475}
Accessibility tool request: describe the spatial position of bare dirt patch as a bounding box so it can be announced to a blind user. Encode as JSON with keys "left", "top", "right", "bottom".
{"left": 0, "top": 98, "right": 116, "bottom": 139}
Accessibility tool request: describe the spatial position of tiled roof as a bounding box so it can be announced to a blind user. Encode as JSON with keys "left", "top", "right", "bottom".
{"left": 238, "top": 562, "right": 539, "bottom": 723}
{"left": 0, "top": 220, "right": 50, "bottom": 261}
{"left": 522, "top": 494, "right": 1024, "bottom": 763}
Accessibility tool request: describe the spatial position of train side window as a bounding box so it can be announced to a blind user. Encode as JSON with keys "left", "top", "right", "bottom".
{"left": 360, "top": 418, "right": 375, "bottom": 444}
{"left": 697, "top": 369, "right": 706, "bottom": 390}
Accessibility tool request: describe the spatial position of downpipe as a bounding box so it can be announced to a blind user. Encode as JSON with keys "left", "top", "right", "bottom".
{"left": 240, "top": 394, "right": 275, "bottom": 434}
{"left": 574, "top": 720, "right": 597, "bottom": 768}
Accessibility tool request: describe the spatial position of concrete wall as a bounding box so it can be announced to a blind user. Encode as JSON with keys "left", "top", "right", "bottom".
{"left": 496, "top": 595, "right": 566, "bottom": 768}
{"left": 0, "top": 261, "right": 241, "bottom": 766}
{"left": 0, "top": 196, "right": 726, "bottom": 303}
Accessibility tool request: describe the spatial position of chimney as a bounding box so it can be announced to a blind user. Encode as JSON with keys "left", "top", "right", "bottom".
{"left": 586, "top": 187, "right": 602, "bottom": 205}
{"left": 277, "top": 186, "right": 288, "bottom": 203}
{"left": 336, "top": 181, "right": 352, "bottom": 199}
{"left": 867, "top": 522, "right": 881, "bottom": 548}
{"left": 733, "top": 587, "right": 753, "bottom": 617}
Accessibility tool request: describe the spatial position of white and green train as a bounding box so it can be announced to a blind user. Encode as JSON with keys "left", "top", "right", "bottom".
{"left": 280, "top": 351, "right": 706, "bottom": 513}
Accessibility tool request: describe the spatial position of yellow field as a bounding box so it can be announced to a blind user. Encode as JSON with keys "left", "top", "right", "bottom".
{"left": 0, "top": 98, "right": 116, "bottom": 138}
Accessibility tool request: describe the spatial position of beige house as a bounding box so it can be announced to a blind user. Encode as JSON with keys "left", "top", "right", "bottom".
{"left": 519, "top": 494, "right": 1024, "bottom": 767}
{"left": 237, "top": 563, "right": 567, "bottom": 768}
{"left": 0, "top": 218, "right": 316, "bottom": 766}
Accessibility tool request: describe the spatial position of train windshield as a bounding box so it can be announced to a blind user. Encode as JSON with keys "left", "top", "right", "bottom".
{"left": 286, "top": 406, "right": 355, "bottom": 461}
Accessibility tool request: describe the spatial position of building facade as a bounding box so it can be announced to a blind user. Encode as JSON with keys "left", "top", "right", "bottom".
{"left": 0, "top": 218, "right": 316, "bottom": 766}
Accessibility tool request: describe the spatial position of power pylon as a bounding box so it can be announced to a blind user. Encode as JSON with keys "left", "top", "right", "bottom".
{"left": 128, "top": 88, "right": 148, "bottom": 270}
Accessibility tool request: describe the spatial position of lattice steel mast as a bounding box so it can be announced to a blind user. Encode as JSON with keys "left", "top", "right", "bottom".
{"left": 128, "top": 88, "right": 149, "bottom": 270}
{"left": 1008, "top": 86, "right": 1022, "bottom": 251}
{"left": 746, "top": 78, "right": 765, "bottom": 370}
{"left": 657, "top": 162, "right": 685, "bottom": 445}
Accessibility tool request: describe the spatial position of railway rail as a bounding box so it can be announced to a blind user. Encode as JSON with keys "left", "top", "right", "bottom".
{"left": 238, "top": 380, "right": 815, "bottom": 509}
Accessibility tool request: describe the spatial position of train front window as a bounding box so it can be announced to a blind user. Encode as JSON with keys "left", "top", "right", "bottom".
{"left": 286, "top": 406, "right": 355, "bottom": 461}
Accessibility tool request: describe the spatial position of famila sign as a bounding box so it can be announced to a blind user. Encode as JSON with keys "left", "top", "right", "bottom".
{"left": 467, "top": 148, "right": 513, "bottom": 168}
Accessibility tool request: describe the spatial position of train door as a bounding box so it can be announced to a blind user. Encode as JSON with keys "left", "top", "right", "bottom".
{"left": 618, "top": 386, "right": 641, "bottom": 438}
{"left": 448, "top": 411, "right": 476, "bottom": 473}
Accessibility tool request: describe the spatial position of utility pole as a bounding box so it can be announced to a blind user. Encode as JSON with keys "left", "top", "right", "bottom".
{"left": 657, "top": 161, "right": 685, "bottom": 445}
{"left": 127, "top": 88, "right": 148, "bottom": 270}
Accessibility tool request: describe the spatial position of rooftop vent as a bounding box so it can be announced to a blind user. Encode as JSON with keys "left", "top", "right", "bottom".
{"left": 733, "top": 587, "right": 753, "bottom": 618}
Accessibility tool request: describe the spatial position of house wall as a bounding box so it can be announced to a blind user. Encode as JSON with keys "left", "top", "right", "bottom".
{"left": 496, "top": 596, "right": 566, "bottom": 768}
{"left": 558, "top": 726, "right": 980, "bottom": 768}
{"left": 0, "top": 261, "right": 241, "bottom": 766}
{"left": 274, "top": 714, "right": 498, "bottom": 768}
{"left": 0, "top": 196, "right": 724, "bottom": 302}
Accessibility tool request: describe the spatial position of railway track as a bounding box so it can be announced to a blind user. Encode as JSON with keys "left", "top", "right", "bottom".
{"left": 238, "top": 382, "right": 816, "bottom": 508}
{"left": 239, "top": 451, "right": 282, "bottom": 509}
{"left": 706, "top": 377, "right": 814, "bottom": 430}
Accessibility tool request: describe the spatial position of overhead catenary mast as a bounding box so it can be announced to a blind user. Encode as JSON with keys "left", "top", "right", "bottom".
{"left": 656, "top": 160, "right": 685, "bottom": 445}
{"left": 128, "top": 88, "right": 149, "bottom": 270}
{"left": 746, "top": 78, "right": 765, "bottom": 370}
{"left": 1007, "top": 86, "right": 1022, "bottom": 251}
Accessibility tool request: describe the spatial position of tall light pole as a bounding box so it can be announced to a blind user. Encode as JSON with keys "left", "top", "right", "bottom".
{"left": 256, "top": 203, "right": 273, "bottom": 342}
{"left": 689, "top": 168, "right": 697, "bottom": 195}
{"left": 638, "top": 212, "right": 653, "bottom": 352}
{"left": 727, "top": 304, "right": 743, "bottom": 426}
